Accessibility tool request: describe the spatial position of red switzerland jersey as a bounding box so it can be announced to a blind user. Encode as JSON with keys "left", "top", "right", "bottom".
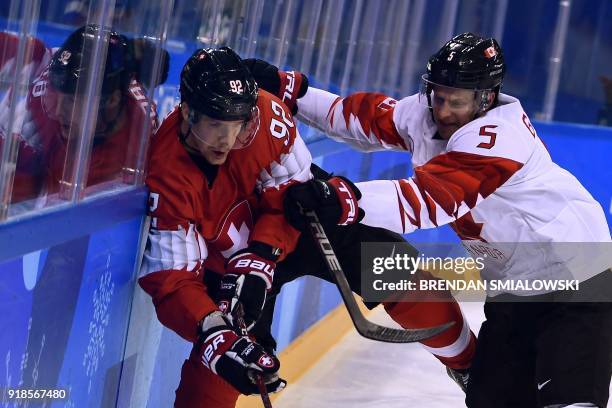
{"left": 139, "top": 90, "right": 312, "bottom": 341}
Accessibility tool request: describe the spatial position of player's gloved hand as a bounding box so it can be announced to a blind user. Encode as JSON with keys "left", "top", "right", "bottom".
{"left": 243, "top": 58, "right": 308, "bottom": 115}
{"left": 284, "top": 176, "right": 365, "bottom": 230}
{"left": 127, "top": 37, "right": 170, "bottom": 87}
{"left": 195, "top": 311, "right": 286, "bottom": 395}
{"left": 217, "top": 243, "right": 278, "bottom": 330}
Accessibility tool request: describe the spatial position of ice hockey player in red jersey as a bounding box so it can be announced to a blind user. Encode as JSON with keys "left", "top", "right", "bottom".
{"left": 0, "top": 24, "right": 164, "bottom": 208}
{"left": 250, "top": 33, "right": 612, "bottom": 407}
{"left": 138, "top": 47, "right": 304, "bottom": 407}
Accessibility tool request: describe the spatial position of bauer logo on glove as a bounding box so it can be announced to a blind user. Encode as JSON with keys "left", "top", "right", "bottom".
{"left": 216, "top": 243, "right": 279, "bottom": 330}
{"left": 196, "top": 311, "right": 286, "bottom": 395}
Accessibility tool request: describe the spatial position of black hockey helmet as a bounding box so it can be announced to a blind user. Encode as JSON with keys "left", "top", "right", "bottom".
{"left": 180, "top": 46, "right": 258, "bottom": 122}
{"left": 48, "top": 24, "right": 132, "bottom": 96}
{"left": 426, "top": 32, "right": 505, "bottom": 91}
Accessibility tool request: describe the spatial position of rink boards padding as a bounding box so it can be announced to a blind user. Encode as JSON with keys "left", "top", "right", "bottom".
{"left": 0, "top": 188, "right": 148, "bottom": 407}
{"left": 0, "top": 125, "right": 610, "bottom": 406}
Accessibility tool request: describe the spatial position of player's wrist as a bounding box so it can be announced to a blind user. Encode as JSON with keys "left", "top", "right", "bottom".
{"left": 200, "top": 310, "right": 230, "bottom": 330}
{"left": 246, "top": 241, "right": 282, "bottom": 262}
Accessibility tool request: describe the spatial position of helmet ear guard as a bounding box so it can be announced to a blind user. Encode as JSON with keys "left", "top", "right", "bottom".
{"left": 188, "top": 109, "right": 199, "bottom": 125}
{"left": 476, "top": 89, "right": 496, "bottom": 112}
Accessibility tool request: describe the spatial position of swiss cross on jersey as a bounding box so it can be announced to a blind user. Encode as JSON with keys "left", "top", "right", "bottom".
{"left": 210, "top": 200, "right": 254, "bottom": 258}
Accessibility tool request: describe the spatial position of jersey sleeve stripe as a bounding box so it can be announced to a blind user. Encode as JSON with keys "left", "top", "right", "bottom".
{"left": 398, "top": 179, "right": 423, "bottom": 229}
{"left": 141, "top": 223, "right": 207, "bottom": 276}
{"left": 392, "top": 182, "right": 407, "bottom": 233}
{"left": 340, "top": 93, "right": 408, "bottom": 150}
{"left": 327, "top": 96, "right": 343, "bottom": 127}
{"left": 258, "top": 134, "right": 312, "bottom": 190}
{"left": 421, "top": 313, "right": 471, "bottom": 358}
{"left": 357, "top": 152, "right": 523, "bottom": 235}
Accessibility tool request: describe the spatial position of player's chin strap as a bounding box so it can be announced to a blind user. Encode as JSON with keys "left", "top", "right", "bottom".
{"left": 177, "top": 105, "right": 201, "bottom": 154}
{"left": 543, "top": 404, "right": 597, "bottom": 407}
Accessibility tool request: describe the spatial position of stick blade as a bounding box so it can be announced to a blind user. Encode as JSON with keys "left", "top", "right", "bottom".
{"left": 356, "top": 320, "right": 454, "bottom": 343}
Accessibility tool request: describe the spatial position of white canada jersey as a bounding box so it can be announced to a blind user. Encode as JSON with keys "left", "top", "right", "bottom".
{"left": 297, "top": 88, "right": 611, "bottom": 294}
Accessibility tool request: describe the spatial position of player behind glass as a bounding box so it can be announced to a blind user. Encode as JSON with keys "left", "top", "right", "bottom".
{"left": 0, "top": 24, "right": 168, "bottom": 208}
{"left": 0, "top": 23, "right": 167, "bottom": 393}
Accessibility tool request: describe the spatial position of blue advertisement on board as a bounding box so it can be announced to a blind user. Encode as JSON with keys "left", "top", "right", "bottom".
{"left": 1, "top": 217, "right": 142, "bottom": 408}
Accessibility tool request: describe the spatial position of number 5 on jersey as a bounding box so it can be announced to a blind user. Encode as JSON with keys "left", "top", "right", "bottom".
{"left": 477, "top": 125, "right": 498, "bottom": 149}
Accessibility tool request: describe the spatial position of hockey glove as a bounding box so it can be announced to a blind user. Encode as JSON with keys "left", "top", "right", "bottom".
{"left": 284, "top": 176, "right": 365, "bottom": 230}
{"left": 195, "top": 311, "right": 286, "bottom": 395}
{"left": 127, "top": 38, "right": 170, "bottom": 87}
{"left": 243, "top": 58, "right": 309, "bottom": 115}
{"left": 217, "top": 243, "right": 278, "bottom": 331}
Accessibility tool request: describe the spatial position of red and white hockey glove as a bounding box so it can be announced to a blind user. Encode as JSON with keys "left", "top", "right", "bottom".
{"left": 195, "top": 311, "right": 286, "bottom": 395}
{"left": 217, "top": 243, "right": 278, "bottom": 330}
{"left": 243, "top": 58, "right": 309, "bottom": 115}
{"left": 284, "top": 176, "right": 365, "bottom": 230}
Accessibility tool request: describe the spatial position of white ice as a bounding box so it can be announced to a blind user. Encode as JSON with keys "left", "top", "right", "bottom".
{"left": 274, "top": 302, "right": 612, "bottom": 407}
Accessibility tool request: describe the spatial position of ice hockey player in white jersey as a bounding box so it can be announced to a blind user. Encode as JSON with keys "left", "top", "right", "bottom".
{"left": 247, "top": 33, "right": 612, "bottom": 407}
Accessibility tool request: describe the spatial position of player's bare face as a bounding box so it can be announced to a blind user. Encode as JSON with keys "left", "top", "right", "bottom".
{"left": 431, "top": 87, "right": 477, "bottom": 139}
{"left": 45, "top": 87, "right": 122, "bottom": 141}
{"left": 188, "top": 116, "right": 245, "bottom": 165}
{"left": 51, "top": 92, "right": 85, "bottom": 140}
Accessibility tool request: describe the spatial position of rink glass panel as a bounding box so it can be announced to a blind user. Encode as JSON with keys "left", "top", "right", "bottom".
{"left": 0, "top": 1, "right": 611, "bottom": 407}
{"left": 0, "top": 0, "right": 170, "bottom": 221}
{"left": 2, "top": 0, "right": 611, "bottom": 224}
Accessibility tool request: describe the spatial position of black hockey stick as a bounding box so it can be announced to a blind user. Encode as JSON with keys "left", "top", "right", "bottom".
{"left": 302, "top": 207, "right": 453, "bottom": 343}
{"left": 235, "top": 304, "right": 274, "bottom": 408}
